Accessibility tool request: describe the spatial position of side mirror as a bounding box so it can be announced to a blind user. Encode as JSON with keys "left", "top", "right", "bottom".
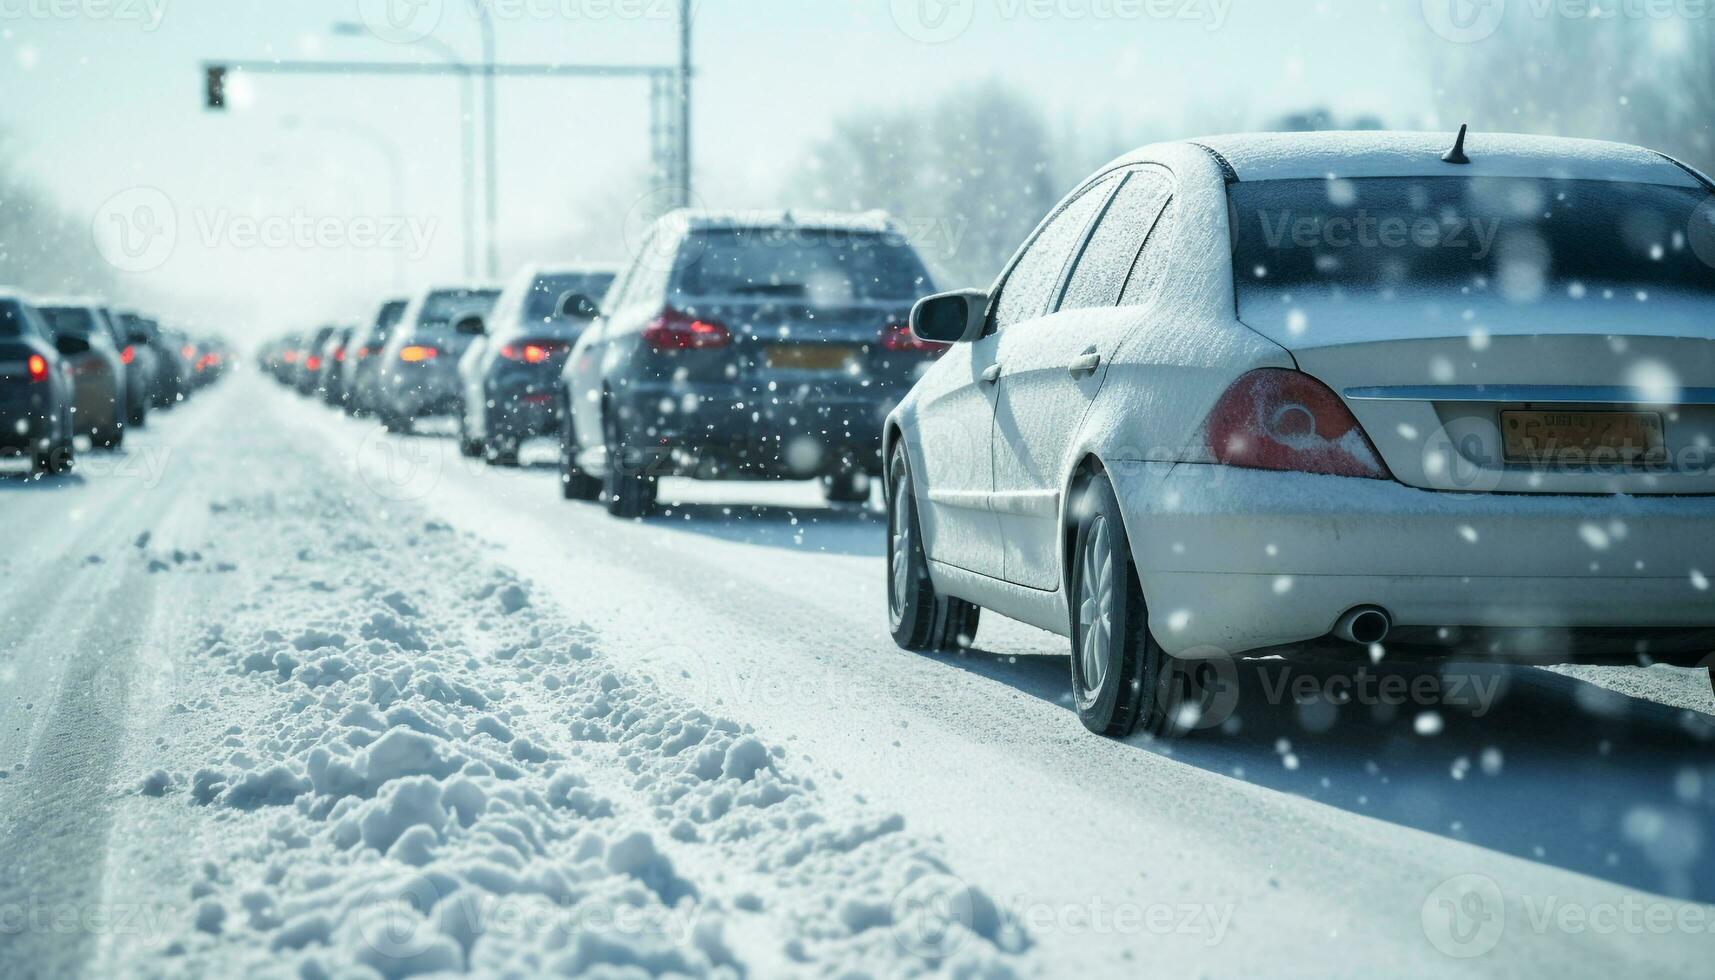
{"left": 56, "top": 335, "right": 91, "bottom": 357}
{"left": 454, "top": 315, "right": 486, "bottom": 337}
{"left": 909, "top": 289, "right": 989, "bottom": 345}
{"left": 556, "top": 292, "right": 601, "bottom": 322}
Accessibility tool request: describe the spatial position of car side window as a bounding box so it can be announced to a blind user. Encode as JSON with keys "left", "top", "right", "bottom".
{"left": 1059, "top": 170, "right": 1173, "bottom": 312}
{"left": 1119, "top": 197, "right": 1179, "bottom": 310}
{"left": 990, "top": 175, "right": 1119, "bottom": 331}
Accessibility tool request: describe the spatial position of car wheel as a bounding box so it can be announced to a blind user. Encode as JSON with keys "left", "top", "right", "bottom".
{"left": 1069, "top": 476, "right": 1193, "bottom": 740}
{"left": 559, "top": 408, "right": 602, "bottom": 501}
{"left": 382, "top": 411, "right": 412, "bottom": 435}
{"left": 457, "top": 412, "right": 484, "bottom": 458}
{"left": 94, "top": 423, "right": 124, "bottom": 450}
{"left": 128, "top": 401, "right": 147, "bottom": 428}
{"left": 821, "top": 469, "right": 871, "bottom": 506}
{"left": 601, "top": 411, "right": 657, "bottom": 519}
{"left": 887, "top": 445, "right": 980, "bottom": 652}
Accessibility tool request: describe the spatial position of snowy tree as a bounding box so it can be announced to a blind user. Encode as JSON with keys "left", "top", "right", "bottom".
{"left": 0, "top": 130, "right": 117, "bottom": 296}
{"left": 781, "top": 81, "right": 1060, "bottom": 289}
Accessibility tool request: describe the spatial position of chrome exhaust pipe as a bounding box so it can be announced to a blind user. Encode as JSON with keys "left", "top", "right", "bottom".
{"left": 1334, "top": 606, "right": 1391, "bottom": 646}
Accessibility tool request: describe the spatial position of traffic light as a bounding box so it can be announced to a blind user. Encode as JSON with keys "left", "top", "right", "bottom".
{"left": 205, "top": 66, "right": 227, "bottom": 110}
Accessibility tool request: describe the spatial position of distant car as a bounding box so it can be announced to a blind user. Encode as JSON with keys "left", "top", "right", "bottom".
{"left": 111, "top": 311, "right": 157, "bottom": 428}
{"left": 297, "top": 325, "right": 339, "bottom": 397}
{"left": 343, "top": 298, "right": 409, "bottom": 417}
{"left": 318, "top": 326, "right": 358, "bottom": 407}
{"left": 885, "top": 131, "right": 1715, "bottom": 739}
{"left": 37, "top": 301, "right": 127, "bottom": 449}
{"left": 458, "top": 263, "right": 618, "bottom": 465}
{"left": 558, "top": 210, "right": 945, "bottom": 516}
{"left": 0, "top": 293, "right": 76, "bottom": 476}
{"left": 376, "top": 285, "right": 502, "bottom": 433}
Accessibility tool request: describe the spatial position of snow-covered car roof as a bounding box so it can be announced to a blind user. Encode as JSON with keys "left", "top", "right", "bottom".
{"left": 530, "top": 262, "right": 622, "bottom": 277}
{"left": 660, "top": 208, "right": 902, "bottom": 235}
{"left": 1184, "top": 131, "right": 1706, "bottom": 187}
{"left": 30, "top": 296, "right": 106, "bottom": 308}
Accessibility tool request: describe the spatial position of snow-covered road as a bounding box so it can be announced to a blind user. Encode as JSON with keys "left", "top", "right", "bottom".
{"left": 1, "top": 374, "right": 1711, "bottom": 979}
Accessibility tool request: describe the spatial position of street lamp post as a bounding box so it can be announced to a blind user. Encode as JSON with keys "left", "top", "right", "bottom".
{"left": 331, "top": 21, "right": 478, "bottom": 279}
{"left": 471, "top": 0, "right": 500, "bottom": 279}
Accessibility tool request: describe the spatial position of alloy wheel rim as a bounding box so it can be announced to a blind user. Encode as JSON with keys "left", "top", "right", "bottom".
{"left": 1078, "top": 516, "right": 1114, "bottom": 698}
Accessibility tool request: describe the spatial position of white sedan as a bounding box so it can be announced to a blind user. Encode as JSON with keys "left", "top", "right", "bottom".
{"left": 885, "top": 130, "right": 1715, "bottom": 739}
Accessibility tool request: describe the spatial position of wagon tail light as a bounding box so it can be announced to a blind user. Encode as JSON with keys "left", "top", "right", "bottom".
{"left": 399, "top": 345, "right": 439, "bottom": 363}
{"left": 120, "top": 345, "right": 136, "bottom": 365}
{"left": 499, "top": 340, "right": 566, "bottom": 364}
{"left": 27, "top": 354, "right": 49, "bottom": 382}
{"left": 643, "top": 308, "right": 731, "bottom": 351}
{"left": 880, "top": 322, "right": 949, "bottom": 356}
{"left": 1204, "top": 369, "right": 1392, "bottom": 480}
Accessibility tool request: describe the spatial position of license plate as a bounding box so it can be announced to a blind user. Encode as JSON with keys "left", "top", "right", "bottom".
{"left": 1500, "top": 410, "right": 1666, "bottom": 464}
{"left": 763, "top": 344, "right": 857, "bottom": 372}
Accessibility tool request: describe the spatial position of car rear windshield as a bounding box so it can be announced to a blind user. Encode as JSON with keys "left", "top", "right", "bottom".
{"left": 417, "top": 289, "right": 501, "bottom": 334}
{"left": 1231, "top": 176, "right": 1715, "bottom": 319}
{"left": 0, "top": 299, "right": 25, "bottom": 337}
{"left": 671, "top": 229, "right": 932, "bottom": 303}
{"left": 524, "top": 273, "right": 615, "bottom": 323}
{"left": 39, "top": 306, "right": 97, "bottom": 338}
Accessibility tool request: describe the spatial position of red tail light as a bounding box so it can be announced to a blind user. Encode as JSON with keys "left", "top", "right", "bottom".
{"left": 333, "top": 347, "right": 347, "bottom": 363}
{"left": 399, "top": 345, "right": 439, "bottom": 363}
{"left": 643, "top": 309, "right": 731, "bottom": 351}
{"left": 1204, "top": 369, "right": 1390, "bottom": 480}
{"left": 499, "top": 341, "right": 565, "bottom": 364}
{"left": 305, "top": 355, "right": 323, "bottom": 372}
{"left": 357, "top": 346, "right": 373, "bottom": 359}
{"left": 283, "top": 351, "right": 299, "bottom": 365}
{"left": 182, "top": 344, "right": 195, "bottom": 358}
{"left": 880, "top": 322, "right": 949, "bottom": 356}
{"left": 121, "top": 345, "right": 136, "bottom": 365}
{"left": 27, "top": 354, "right": 49, "bottom": 382}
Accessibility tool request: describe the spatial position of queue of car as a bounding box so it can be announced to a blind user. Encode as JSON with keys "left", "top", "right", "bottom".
{"left": 261, "top": 133, "right": 1715, "bottom": 739}
{"left": 1, "top": 291, "right": 229, "bottom": 477}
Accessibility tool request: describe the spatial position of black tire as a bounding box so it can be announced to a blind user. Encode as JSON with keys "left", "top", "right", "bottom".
{"left": 93, "top": 422, "right": 124, "bottom": 450}
{"left": 601, "top": 410, "right": 657, "bottom": 519}
{"left": 886, "top": 445, "right": 981, "bottom": 652}
{"left": 382, "top": 411, "right": 412, "bottom": 435}
{"left": 35, "top": 436, "right": 73, "bottom": 477}
{"left": 484, "top": 422, "right": 520, "bottom": 468}
{"left": 1068, "top": 476, "right": 1193, "bottom": 739}
{"left": 457, "top": 412, "right": 484, "bottom": 458}
{"left": 822, "top": 469, "right": 871, "bottom": 506}
{"left": 128, "top": 401, "right": 147, "bottom": 428}
{"left": 559, "top": 407, "right": 602, "bottom": 501}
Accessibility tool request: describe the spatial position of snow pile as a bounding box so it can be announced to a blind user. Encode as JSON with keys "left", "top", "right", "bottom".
{"left": 131, "top": 483, "right": 1026, "bottom": 977}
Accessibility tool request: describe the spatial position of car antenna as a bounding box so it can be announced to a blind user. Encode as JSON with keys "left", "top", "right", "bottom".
{"left": 1441, "top": 124, "right": 1471, "bottom": 165}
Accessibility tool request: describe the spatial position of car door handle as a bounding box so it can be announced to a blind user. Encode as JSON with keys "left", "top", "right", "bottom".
{"left": 981, "top": 363, "right": 1002, "bottom": 385}
{"left": 1068, "top": 349, "right": 1101, "bottom": 377}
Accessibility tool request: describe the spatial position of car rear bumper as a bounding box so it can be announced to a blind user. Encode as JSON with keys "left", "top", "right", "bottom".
{"left": 615, "top": 382, "right": 900, "bottom": 478}
{"left": 1110, "top": 461, "right": 1715, "bottom": 661}
{"left": 384, "top": 364, "right": 462, "bottom": 418}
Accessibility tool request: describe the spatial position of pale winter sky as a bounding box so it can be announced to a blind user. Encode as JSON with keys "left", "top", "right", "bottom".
{"left": 0, "top": 0, "right": 1458, "bottom": 340}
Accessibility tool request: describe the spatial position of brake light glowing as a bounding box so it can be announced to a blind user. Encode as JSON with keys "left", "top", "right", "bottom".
{"left": 499, "top": 341, "right": 563, "bottom": 364}
{"left": 305, "top": 355, "right": 322, "bottom": 372}
{"left": 283, "top": 351, "right": 299, "bottom": 365}
{"left": 880, "top": 322, "right": 949, "bottom": 356}
{"left": 334, "top": 347, "right": 347, "bottom": 363}
{"left": 182, "top": 344, "right": 195, "bottom": 358}
{"left": 121, "top": 345, "right": 136, "bottom": 365}
{"left": 642, "top": 309, "right": 731, "bottom": 351}
{"left": 1204, "top": 369, "right": 1390, "bottom": 480}
{"left": 27, "top": 354, "right": 49, "bottom": 382}
{"left": 399, "top": 345, "right": 439, "bottom": 363}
